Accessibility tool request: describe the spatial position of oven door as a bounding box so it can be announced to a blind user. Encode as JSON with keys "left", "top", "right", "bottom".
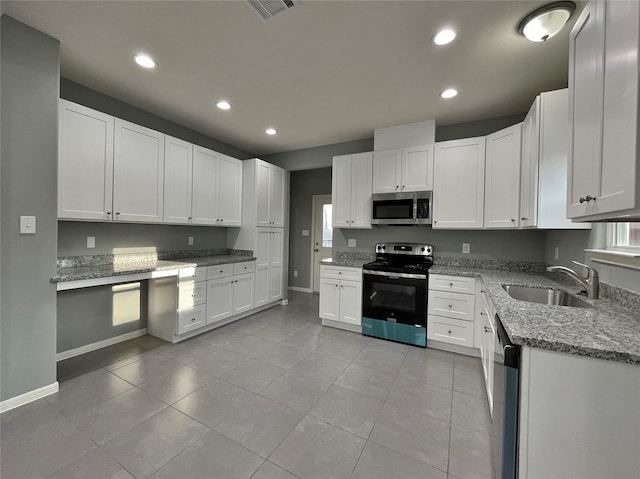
{"left": 362, "top": 270, "right": 427, "bottom": 326}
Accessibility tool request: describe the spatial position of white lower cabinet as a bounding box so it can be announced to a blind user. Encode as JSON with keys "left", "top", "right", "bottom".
{"left": 206, "top": 262, "right": 255, "bottom": 325}
{"left": 427, "top": 274, "right": 476, "bottom": 349}
{"left": 319, "top": 266, "right": 362, "bottom": 331}
{"left": 206, "top": 276, "right": 234, "bottom": 324}
{"left": 476, "top": 280, "right": 495, "bottom": 415}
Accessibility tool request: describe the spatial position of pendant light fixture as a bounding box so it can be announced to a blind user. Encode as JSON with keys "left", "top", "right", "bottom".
{"left": 518, "top": 1, "right": 576, "bottom": 42}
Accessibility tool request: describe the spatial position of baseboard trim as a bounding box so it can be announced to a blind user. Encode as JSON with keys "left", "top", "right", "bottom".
{"left": 427, "top": 338, "right": 479, "bottom": 357}
{"left": 56, "top": 329, "right": 148, "bottom": 361}
{"left": 0, "top": 381, "right": 59, "bottom": 413}
{"left": 288, "top": 286, "right": 313, "bottom": 293}
{"left": 321, "top": 318, "right": 362, "bottom": 333}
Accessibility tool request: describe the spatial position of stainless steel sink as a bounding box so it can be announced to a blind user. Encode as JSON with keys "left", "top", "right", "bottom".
{"left": 502, "top": 285, "right": 594, "bottom": 308}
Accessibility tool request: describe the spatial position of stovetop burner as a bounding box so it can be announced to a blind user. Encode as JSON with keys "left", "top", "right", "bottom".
{"left": 363, "top": 242, "right": 434, "bottom": 275}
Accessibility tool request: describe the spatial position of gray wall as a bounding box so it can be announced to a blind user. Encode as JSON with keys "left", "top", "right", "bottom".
{"left": 545, "top": 226, "right": 640, "bottom": 294}
{"left": 288, "top": 168, "right": 332, "bottom": 289}
{"left": 61, "top": 78, "right": 256, "bottom": 160}
{"left": 57, "top": 283, "right": 148, "bottom": 353}
{"left": 59, "top": 221, "right": 228, "bottom": 256}
{"left": 1, "top": 16, "right": 59, "bottom": 401}
{"left": 334, "top": 228, "right": 547, "bottom": 262}
{"left": 262, "top": 138, "right": 374, "bottom": 171}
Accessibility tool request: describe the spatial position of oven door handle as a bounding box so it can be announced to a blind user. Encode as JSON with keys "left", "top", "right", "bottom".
{"left": 363, "top": 270, "right": 427, "bottom": 280}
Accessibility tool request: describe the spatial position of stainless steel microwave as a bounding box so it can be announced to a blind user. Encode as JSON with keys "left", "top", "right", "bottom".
{"left": 371, "top": 191, "right": 432, "bottom": 225}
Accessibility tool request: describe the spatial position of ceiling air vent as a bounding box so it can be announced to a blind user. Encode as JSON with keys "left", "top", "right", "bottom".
{"left": 246, "top": 0, "right": 300, "bottom": 21}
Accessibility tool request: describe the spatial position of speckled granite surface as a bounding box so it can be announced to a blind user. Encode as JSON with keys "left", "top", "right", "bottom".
{"left": 320, "top": 251, "right": 375, "bottom": 268}
{"left": 431, "top": 265, "right": 640, "bottom": 365}
{"left": 53, "top": 250, "right": 255, "bottom": 283}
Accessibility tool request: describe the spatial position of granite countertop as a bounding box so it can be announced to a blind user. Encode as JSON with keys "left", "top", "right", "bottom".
{"left": 430, "top": 265, "right": 640, "bottom": 365}
{"left": 320, "top": 258, "right": 372, "bottom": 268}
{"left": 53, "top": 254, "right": 256, "bottom": 283}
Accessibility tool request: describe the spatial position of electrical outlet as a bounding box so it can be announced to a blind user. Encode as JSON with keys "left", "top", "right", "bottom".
{"left": 188, "top": 236, "right": 194, "bottom": 246}
{"left": 554, "top": 246, "right": 559, "bottom": 261}
{"left": 462, "top": 243, "right": 470, "bottom": 254}
{"left": 87, "top": 236, "right": 95, "bottom": 248}
{"left": 301, "top": 230, "right": 309, "bottom": 236}
{"left": 294, "top": 270, "right": 298, "bottom": 277}
{"left": 348, "top": 239, "right": 357, "bottom": 248}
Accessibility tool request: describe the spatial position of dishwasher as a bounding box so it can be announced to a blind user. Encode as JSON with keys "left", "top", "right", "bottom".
{"left": 492, "top": 314, "right": 520, "bottom": 479}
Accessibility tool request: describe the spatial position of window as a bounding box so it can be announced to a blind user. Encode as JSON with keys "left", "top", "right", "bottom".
{"left": 609, "top": 223, "right": 640, "bottom": 250}
{"left": 322, "top": 204, "right": 333, "bottom": 248}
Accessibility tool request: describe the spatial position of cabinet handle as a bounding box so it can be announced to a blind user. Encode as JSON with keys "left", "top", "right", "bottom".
{"left": 188, "top": 217, "right": 192, "bottom": 220}
{"left": 448, "top": 304, "right": 453, "bottom": 308}
{"left": 449, "top": 283, "right": 453, "bottom": 286}
{"left": 402, "top": 185, "right": 405, "bottom": 189}
{"left": 191, "top": 317, "right": 196, "bottom": 322}
{"left": 116, "top": 212, "right": 120, "bottom": 216}
{"left": 395, "top": 185, "right": 399, "bottom": 190}
{"left": 106, "top": 211, "right": 111, "bottom": 215}
{"left": 448, "top": 330, "right": 452, "bottom": 334}
{"left": 480, "top": 311, "right": 485, "bottom": 315}
{"left": 579, "top": 197, "right": 586, "bottom": 204}
{"left": 585, "top": 195, "right": 596, "bottom": 202}
{"left": 521, "top": 217, "right": 527, "bottom": 220}
{"left": 510, "top": 219, "right": 516, "bottom": 222}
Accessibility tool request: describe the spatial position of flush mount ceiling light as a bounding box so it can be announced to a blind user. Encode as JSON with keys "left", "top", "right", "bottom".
{"left": 518, "top": 1, "right": 576, "bottom": 42}
{"left": 216, "top": 100, "right": 232, "bottom": 110}
{"left": 133, "top": 53, "right": 156, "bottom": 69}
{"left": 265, "top": 128, "right": 277, "bottom": 135}
{"left": 440, "top": 88, "right": 458, "bottom": 99}
{"left": 432, "top": 28, "right": 456, "bottom": 46}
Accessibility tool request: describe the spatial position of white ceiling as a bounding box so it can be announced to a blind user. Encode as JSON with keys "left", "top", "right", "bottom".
{"left": 4, "top": 0, "right": 581, "bottom": 156}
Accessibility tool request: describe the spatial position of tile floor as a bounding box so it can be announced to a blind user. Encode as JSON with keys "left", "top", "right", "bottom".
{"left": 1, "top": 291, "right": 494, "bottom": 479}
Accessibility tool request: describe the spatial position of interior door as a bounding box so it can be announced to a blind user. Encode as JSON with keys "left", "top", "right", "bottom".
{"left": 312, "top": 195, "right": 333, "bottom": 292}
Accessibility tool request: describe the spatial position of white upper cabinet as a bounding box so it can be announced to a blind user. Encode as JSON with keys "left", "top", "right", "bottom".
{"left": 255, "top": 160, "right": 285, "bottom": 227}
{"left": 113, "top": 119, "right": 165, "bottom": 223}
{"left": 484, "top": 123, "right": 522, "bottom": 229}
{"left": 58, "top": 100, "right": 114, "bottom": 221}
{"left": 433, "top": 137, "right": 486, "bottom": 229}
{"left": 332, "top": 152, "right": 373, "bottom": 228}
{"left": 164, "top": 136, "right": 193, "bottom": 224}
{"left": 372, "top": 145, "right": 433, "bottom": 193}
{"left": 568, "top": 0, "right": 640, "bottom": 220}
{"left": 192, "top": 147, "right": 243, "bottom": 226}
{"left": 520, "top": 98, "right": 540, "bottom": 228}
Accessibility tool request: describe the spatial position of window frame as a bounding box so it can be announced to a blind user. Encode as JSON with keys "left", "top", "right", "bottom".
{"left": 607, "top": 223, "right": 640, "bottom": 252}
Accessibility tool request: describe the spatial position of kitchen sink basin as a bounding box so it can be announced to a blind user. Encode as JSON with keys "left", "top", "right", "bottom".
{"left": 502, "top": 285, "right": 594, "bottom": 309}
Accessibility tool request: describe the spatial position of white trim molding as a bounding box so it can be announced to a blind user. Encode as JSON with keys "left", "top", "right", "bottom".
{"left": 0, "top": 382, "right": 59, "bottom": 413}
{"left": 288, "top": 286, "right": 313, "bottom": 293}
{"left": 585, "top": 249, "right": 640, "bottom": 271}
{"left": 56, "top": 328, "right": 147, "bottom": 361}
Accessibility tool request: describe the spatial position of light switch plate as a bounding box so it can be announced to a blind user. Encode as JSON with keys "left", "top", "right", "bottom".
{"left": 20, "top": 216, "right": 36, "bottom": 234}
{"left": 462, "top": 243, "right": 470, "bottom": 254}
{"left": 302, "top": 230, "right": 309, "bottom": 236}
{"left": 348, "top": 239, "right": 357, "bottom": 248}
{"left": 188, "top": 236, "right": 194, "bottom": 246}
{"left": 87, "top": 236, "right": 96, "bottom": 248}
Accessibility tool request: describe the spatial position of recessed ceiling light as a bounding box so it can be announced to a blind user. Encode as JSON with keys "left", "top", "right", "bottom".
{"left": 433, "top": 29, "right": 456, "bottom": 46}
{"left": 216, "top": 100, "right": 232, "bottom": 110}
{"left": 133, "top": 53, "right": 156, "bottom": 69}
{"left": 440, "top": 88, "right": 458, "bottom": 99}
{"left": 265, "top": 128, "right": 277, "bottom": 136}
{"left": 518, "top": 1, "right": 576, "bottom": 42}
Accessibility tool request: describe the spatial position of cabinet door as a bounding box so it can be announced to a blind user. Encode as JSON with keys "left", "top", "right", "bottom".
{"left": 402, "top": 145, "right": 434, "bottom": 192}
{"left": 269, "top": 166, "right": 286, "bottom": 227}
{"left": 218, "top": 155, "right": 242, "bottom": 226}
{"left": 206, "top": 277, "right": 233, "bottom": 324}
{"left": 233, "top": 273, "right": 255, "bottom": 315}
{"left": 319, "top": 278, "right": 339, "bottom": 321}
{"left": 255, "top": 228, "right": 271, "bottom": 268}
{"left": 567, "top": 1, "right": 605, "bottom": 218}
{"left": 256, "top": 160, "right": 271, "bottom": 226}
{"left": 372, "top": 149, "right": 401, "bottom": 193}
{"left": 113, "top": 119, "right": 164, "bottom": 223}
{"left": 338, "top": 280, "right": 362, "bottom": 326}
{"left": 433, "top": 137, "right": 486, "bottom": 229}
{"left": 58, "top": 100, "right": 114, "bottom": 221}
{"left": 269, "top": 264, "right": 283, "bottom": 302}
{"left": 254, "top": 267, "right": 270, "bottom": 307}
{"left": 192, "top": 146, "right": 219, "bottom": 225}
{"left": 332, "top": 155, "right": 353, "bottom": 227}
{"left": 164, "top": 136, "right": 193, "bottom": 224}
{"left": 599, "top": 0, "right": 639, "bottom": 214}
{"left": 520, "top": 99, "right": 540, "bottom": 227}
{"left": 350, "top": 152, "right": 373, "bottom": 228}
{"left": 269, "top": 229, "right": 284, "bottom": 301}
{"left": 485, "top": 124, "right": 522, "bottom": 229}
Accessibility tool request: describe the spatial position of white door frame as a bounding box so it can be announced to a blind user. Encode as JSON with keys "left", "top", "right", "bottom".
{"left": 310, "top": 194, "right": 332, "bottom": 293}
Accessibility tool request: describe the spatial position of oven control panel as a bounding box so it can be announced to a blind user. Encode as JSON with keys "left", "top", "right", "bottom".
{"left": 375, "top": 243, "right": 433, "bottom": 256}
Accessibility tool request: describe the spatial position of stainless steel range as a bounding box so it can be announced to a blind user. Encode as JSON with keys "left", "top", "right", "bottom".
{"left": 361, "top": 243, "right": 434, "bottom": 347}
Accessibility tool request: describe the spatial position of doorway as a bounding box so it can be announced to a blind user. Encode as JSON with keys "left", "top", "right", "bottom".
{"left": 311, "top": 195, "right": 332, "bottom": 292}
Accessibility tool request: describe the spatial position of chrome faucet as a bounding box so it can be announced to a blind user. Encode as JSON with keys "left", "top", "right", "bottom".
{"left": 546, "top": 260, "right": 599, "bottom": 299}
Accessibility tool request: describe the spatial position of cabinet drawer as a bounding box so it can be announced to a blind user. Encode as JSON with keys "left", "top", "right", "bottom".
{"left": 427, "top": 315, "right": 474, "bottom": 347}
{"left": 320, "top": 265, "right": 362, "bottom": 282}
{"left": 207, "top": 263, "right": 234, "bottom": 280}
{"left": 178, "top": 282, "right": 206, "bottom": 310}
{"left": 429, "top": 274, "right": 475, "bottom": 294}
{"left": 428, "top": 290, "right": 475, "bottom": 321}
{"left": 177, "top": 304, "right": 206, "bottom": 334}
{"left": 178, "top": 266, "right": 207, "bottom": 284}
{"left": 233, "top": 261, "right": 256, "bottom": 275}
